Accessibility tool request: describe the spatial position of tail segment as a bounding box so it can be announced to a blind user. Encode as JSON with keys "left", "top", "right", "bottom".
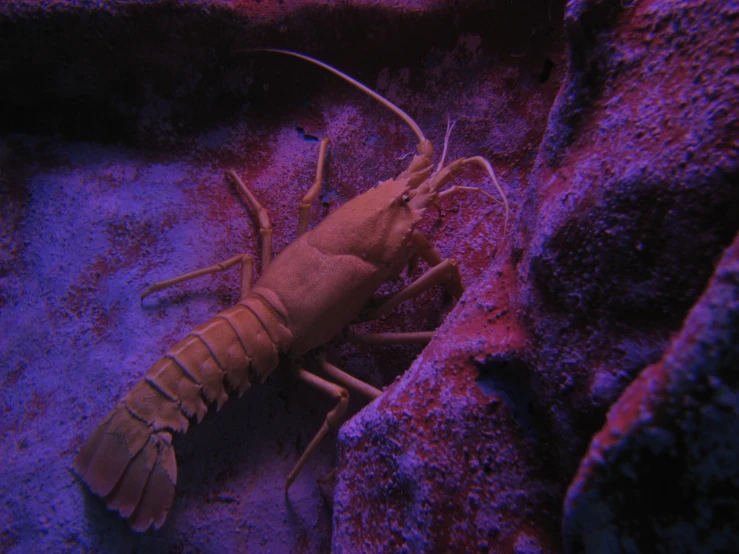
{"left": 74, "top": 295, "right": 292, "bottom": 531}
{"left": 73, "top": 405, "right": 177, "bottom": 531}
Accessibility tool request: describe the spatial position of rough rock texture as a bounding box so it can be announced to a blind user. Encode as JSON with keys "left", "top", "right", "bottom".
{"left": 564, "top": 230, "right": 739, "bottom": 554}
{"left": 335, "top": 261, "right": 562, "bottom": 552}
{"left": 333, "top": 0, "right": 738, "bottom": 552}
{"left": 0, "top": 1, "right": 566, "bottom": 553}
{"left": 517, "top": 0, "right": 739, "bottom": 476}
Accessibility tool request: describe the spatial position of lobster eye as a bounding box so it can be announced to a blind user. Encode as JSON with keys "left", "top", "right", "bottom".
{"left": 401, "top": 193, "right": 410, "bottom": 203}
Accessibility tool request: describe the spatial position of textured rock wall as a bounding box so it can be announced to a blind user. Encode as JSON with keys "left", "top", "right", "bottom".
{"left": 333, "top": 0, "right": 738, "bottom": 552}
{"left": 564, "top": 230, "right": 739, "bottom": 554}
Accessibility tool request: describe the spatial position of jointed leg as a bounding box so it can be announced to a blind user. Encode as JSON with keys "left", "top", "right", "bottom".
{"left": 142, "top": 168, "right": 275, "bottom": 301}
{"left": 141, "top": 254, "right": 253, "bottom": 301}
{"left": 411, "top": 230, "right": 443, "bottom": 267}
{"left": 224, "top": 169, "right": 273, "bottom": 270}
{"left": 359, "top": 230, "right": 464, "bottom": 324}
{"left": 285, "top": 369, "right": 348, "bottom": 492}
{"left": 316, "top": 354, "right": 382, "bottom": 400}
{"left": 356, "top": 230, "right": 462, "bottom": 322}
{"left": 343, "top": 330, "right": 434, "bottom": 347}
{"left": 360, "top": 258, "right": 463, "bottom": 321}
{"left": 297, "top": 138, "right": 330, "bottom": 236}
{"left": 410, "top": 229, "right": 464, "bottom": 297}
{"left": 437, "top": 185, "right": 500, "bottom": 202}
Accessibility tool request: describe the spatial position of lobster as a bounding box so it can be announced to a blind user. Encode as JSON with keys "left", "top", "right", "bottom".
{"left": 73, "top": 49, "right": 510, "bottom": 532}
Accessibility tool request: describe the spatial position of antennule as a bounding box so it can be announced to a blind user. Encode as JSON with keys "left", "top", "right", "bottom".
{"left": 238, "top": 48, "right": 426, "bottom": 144}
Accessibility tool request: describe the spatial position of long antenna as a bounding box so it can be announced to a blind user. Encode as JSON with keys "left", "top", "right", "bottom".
{"left": 238, "top": 48, "right": 426, "bottom": 144}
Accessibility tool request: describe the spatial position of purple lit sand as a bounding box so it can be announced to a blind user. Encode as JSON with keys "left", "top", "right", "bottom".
{"left": 1, "top": 0, "right": 737, "bottom": 553}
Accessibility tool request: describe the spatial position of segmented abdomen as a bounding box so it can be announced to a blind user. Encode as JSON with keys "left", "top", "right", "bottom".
{"left": 74, "top": 294, "right": 292, "bottom": 531}
{"left": 150, "top": 297, "right": 282, "bottom": 416}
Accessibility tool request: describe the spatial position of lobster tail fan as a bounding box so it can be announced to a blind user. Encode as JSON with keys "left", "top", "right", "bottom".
{"left": 74, "top": 405, "right": 149, "bottom": 496}
{"left": 74, "top": 404, "right": 177, "bottom": 531}
{"left": 127, "top": 431, "right": 177, "bottom": 531}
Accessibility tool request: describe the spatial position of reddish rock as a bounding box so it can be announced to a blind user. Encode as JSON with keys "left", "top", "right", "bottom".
{"left": 564, "top": 233, "right": 739, "bottom": 553}
{"left": 333, "top": 259, "right": 565, "bottom": 552}
{"left": 333, "top": 0, "right": 738, "bottom": 552}
{"left": 517, "top": 0, "right": 739, "bottom": 475}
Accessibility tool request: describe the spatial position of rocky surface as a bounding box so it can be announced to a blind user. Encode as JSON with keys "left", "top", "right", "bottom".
{"left": 333, "top": 0, "right": 738, "bottom": 552}
{"left": 564, "top": 230, "right": 739, "bottom": 554}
